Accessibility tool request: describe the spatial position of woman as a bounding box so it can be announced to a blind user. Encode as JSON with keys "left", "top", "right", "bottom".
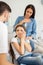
{"left": 10, "top": 25, "right": 41, "bottom": 65}
{"left": 13, "top": 4, "right": 36, "bottom": 51}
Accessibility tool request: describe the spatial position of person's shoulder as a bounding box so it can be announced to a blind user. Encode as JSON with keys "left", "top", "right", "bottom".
{"left": 31, "top": 18, "right": 36, "bottom": 23}
{"left": 11, "top": 36, "right": 18, "bottom": 43}
{"left": 0, "top": 22, "right": 7, "bottom": 31}
{"left": 11, "top": 37, "right": 17, "bottom": 41}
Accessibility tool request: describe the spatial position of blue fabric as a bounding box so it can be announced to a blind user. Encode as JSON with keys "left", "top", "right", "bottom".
{"left": 14, "top": 16, "right": 36, "bottom": 39}
{"left": 17, "top": 53, "right": 42, "bottom": 65}
{"left": 30, "top": 40, "right": 34, "bottom": 51}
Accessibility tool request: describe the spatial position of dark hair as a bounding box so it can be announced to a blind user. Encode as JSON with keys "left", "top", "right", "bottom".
{"left": 0, "top": 1, "right": 11, "bottom": 15}
{"left": 15, "top": 25, "right": 26, "bottom": 32}
{"left": 9, "top": 43, "right": 15, "bottom": 64}
{"left": 9, "top": 25, "right": 26, "bottom": 63}
{"left": 24, "top": 4, "right": 35, "bottom": 18}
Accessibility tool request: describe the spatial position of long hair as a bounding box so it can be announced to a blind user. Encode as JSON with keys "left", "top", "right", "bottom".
{"left": 9, "top": 25, "right": 26, "bottom": 63}
{"left": 9, "top": 43, "right": 15, "bottom": 64}
{"left": 24, "top": 4, "right": 35, "bottom": 18}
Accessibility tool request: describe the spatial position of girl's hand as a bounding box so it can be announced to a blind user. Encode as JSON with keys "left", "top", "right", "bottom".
{"left": 21, "top": 31, "right": 26, "bottom": 39}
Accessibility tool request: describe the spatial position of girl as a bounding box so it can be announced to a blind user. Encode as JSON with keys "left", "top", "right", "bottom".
{"left": 9, "top": 25, "right": 41, "bottom": 65}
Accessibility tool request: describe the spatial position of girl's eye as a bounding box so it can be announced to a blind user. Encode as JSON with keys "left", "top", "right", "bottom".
{"left": 30, "top": 12, "right": 32, "bottom": 14}
{"left": 16, "top": 30, "right": 19, "bottom": 31}
{"left": 27, "top": 11, "right": 29, "bottom": 13}
{"left": 21, "top": 30, "right": 23, "bottom": 32}
{"left": 16, "top": 29, "right": 24, "bottom": 32}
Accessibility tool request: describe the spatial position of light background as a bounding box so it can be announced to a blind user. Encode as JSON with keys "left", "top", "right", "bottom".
{"left": 0, "top": 0, "right": 43, "bottom": 38}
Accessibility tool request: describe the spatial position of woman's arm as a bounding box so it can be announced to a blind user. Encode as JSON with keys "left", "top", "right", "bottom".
{"left": 31, "top": 19, "right": 36, "bottom": 39}
{"left": 14, "top": 20, "right": 24, "bottom": 29}
{"left": 14, "top": 18, "right": 30, "bottom": 29}
{"left": 13, "top": 16, "right": 26, "bottom": 28}
{"left": 26, "top": 19, "right": 36, "bottom": 40}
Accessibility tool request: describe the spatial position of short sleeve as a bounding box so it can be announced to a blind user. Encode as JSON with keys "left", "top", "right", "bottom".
{"left": 11, "top": 37, "right": 18, "bottom": 43}
{"left": 0, "top": 24, "right": 8, "bottom": 53}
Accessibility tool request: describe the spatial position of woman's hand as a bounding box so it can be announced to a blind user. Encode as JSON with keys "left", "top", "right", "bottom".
{"left": 19, "top": 18, "right": 30, "bottom": 25}
{"left": 15, "top": 18, "right": 30, "bottom": 29}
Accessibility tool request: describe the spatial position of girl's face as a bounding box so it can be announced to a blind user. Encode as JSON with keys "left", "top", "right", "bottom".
{"left": 16, "top": 26, "right": 26, "bottom": 38}
{"left": 25, "top": 8, "right": 33, "bottom": 18}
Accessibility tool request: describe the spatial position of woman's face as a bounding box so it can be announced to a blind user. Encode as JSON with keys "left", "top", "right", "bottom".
{"left": 25, "top": 8, "right": 33, "bottom": 18}
{"left": 16, "top": 26, "right": 26, "bottom": 38}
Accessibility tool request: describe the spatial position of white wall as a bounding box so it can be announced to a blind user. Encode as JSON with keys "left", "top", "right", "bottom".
{"left": 1, "top": 0, "right": 43, "bottom": 38}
